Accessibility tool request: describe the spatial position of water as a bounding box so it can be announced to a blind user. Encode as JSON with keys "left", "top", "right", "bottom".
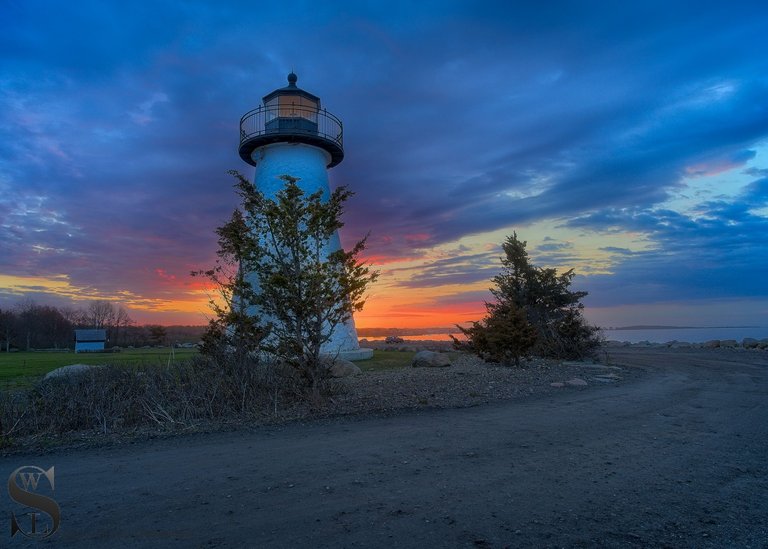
{"left": 360, "top": 333, "right": 462, "bottom": 342}
{"left": 361, "top": 327, "right": 767, "bottom": 344}
{"left": 601, "top": 327, "right": 767, "bottom": 344}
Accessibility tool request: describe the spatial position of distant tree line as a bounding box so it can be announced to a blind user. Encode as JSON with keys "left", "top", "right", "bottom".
{"left": 0, "top": 300, "right": 204, "bottom": 351}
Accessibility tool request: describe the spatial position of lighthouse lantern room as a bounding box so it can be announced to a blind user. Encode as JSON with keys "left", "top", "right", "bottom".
{"left": 239, "top": 72, "right": 344, "bottom": 168}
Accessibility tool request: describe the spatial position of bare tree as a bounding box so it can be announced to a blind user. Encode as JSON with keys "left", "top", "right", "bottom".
{"left": 0, "top": 308, "right": 16, "bottom": 352}
{"left": 60, "top": 306, "right": 88, "bottom": 328}
{"left": 112, "top": 306, "right": 133, "bottom": 347}
{"left": 87, "top": 300, "right": 116, "bottom": 329}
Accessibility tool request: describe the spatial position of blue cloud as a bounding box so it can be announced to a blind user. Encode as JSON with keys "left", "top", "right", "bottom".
{"left": 567, "top": 179, "right": 768, "bottom": 305}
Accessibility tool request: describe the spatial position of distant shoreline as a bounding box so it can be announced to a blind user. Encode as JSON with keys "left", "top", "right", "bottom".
{"left": 358, "top": 325, "right": 767, "bottom": 345}
{"left": 605, "top": 325, "right": 761, "bottom": 331}
{"left": 357, "top": 325, "right": 763, "bottom": 337}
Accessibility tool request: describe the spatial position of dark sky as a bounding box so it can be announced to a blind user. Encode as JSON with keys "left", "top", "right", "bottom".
{"left": 1, "top": 0, "right": 767, "bottom": 327}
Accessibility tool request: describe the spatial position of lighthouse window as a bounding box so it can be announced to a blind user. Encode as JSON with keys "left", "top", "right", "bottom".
{"left": 263, "top": 96, "right": 317, "bottom": 122}
{"left": 265, "top": 97, "right": 279, "bottom": 122}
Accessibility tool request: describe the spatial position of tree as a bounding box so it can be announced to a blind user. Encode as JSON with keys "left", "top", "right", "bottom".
{"left": 147, "top": 325, "right": 167, "bottom": 346}
{"left": 14, "top": 300, "right": 73, "bottom": 350}
{"left": 194, "top": 206, "right": 268, "bottom": 358}
{"left": 87, "top": 300, "right": 116, "bottom": 329}
{"left": 0, "top": 308, "right": 17, "bottom": 352}
{"left": 458, "top": 303, "right": 537, "bottom": 366}
{"left": 112, "top": 306, "right": 134, "bottom": 347}
{"left": 195, "top": 171, "right": 378, "bottom": 390}
{"left": 455, "top": 233, "right": 601, "bottom": 362}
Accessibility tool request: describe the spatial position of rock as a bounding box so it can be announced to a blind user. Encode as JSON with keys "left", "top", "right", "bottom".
{"left": 412, "top": 350, "right": 451, "bottom": 368}
{"left": 565, "top": 378, "right": 588, "bottom": 387}
{"left": 565, "top": 362, "right": 613, "bottom": 369}
{"left": 720, "top": 339, "right": 738, "bottom": 348}
{"left": 385, "top": 335, "right": 405, "bottom": 344}
{"left": 44, "top": 363, "right": 102, "bottom": 380}
{"left": 327, "top": 359, "right": 362, "bottom": 378}
{"left": 550, "top": 382, "right": 565, "bottom": 388}
{"left": 562, "top": 360, "right": 593, "bottom": 367}
{"left": 668, "top": 341, "right": 692, "bottom": 348}
{"left": 592, "top": 373, "right": 621, "bottom": 383}
{"left": 759, "top": 339, "right": 768, "bottom": 350}
{"left": 742, "top": 338, "right": 759, "bottom": 349}
{"left": 703, "top": 340, "right": 720, "bottom": 348}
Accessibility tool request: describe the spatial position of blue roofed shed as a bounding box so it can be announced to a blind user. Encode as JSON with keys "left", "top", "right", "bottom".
{"left": 75, "top": 329, "right": 107, "bottom": 353}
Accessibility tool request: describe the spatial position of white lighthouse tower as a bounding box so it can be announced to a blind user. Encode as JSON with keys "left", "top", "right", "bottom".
{"left": 238, "top": 73, "right": 372, "bottom": 360}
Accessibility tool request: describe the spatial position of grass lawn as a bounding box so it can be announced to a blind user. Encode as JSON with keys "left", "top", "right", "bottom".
{"left": 355, "top": 349, "right": 416, "bottom": 371}
{"left": 0, "top": 348, "right": 198, "bottom": 385}
{"left": 0, "top": 348, "right": 440, "bottom": 386}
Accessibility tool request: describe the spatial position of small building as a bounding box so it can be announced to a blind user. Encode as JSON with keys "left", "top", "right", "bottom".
{"left": 74, "top": 329, "right": 107, "bottom": 353}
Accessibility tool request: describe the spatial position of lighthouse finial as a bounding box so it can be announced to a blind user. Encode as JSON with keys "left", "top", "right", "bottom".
{"left": 287, "top": 71, "right": 298, "bottom": 86}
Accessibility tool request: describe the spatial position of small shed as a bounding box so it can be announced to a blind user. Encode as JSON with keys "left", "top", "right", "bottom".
{"left": 74, "top": 329, "right": 107, "bottom": 353}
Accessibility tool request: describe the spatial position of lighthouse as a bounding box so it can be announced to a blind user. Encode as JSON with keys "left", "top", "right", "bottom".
{"left": 238, "top": 73, "right": 372, "bottom": 360}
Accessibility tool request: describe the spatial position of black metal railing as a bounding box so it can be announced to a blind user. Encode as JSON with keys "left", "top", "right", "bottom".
{"left": 239, "top": 104, "right": 343, "bottom": 149}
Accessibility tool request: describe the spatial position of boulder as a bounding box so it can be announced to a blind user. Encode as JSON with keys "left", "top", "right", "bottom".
{"left": 759, "top": 339, "right": 768, "bottom": 350}
{"left": 565, "top": 378, "right": 588, "bottom": 387}
{"left": 411, "top": 350, "right": 451, "bottom": 368}
{"left": 327, "top": 359, "right": 362, "bottom": 378}
{"left": 44, "top": 363, "right": 102, "bottom": 381}
{"left": 742, "top": 338, "right": 760, "bottom": 349}
{"left": 703, "top": 340, "right": 720, "bottom": 348}
{"left": 720, "top": 339, "right": 738, "bottom": 348}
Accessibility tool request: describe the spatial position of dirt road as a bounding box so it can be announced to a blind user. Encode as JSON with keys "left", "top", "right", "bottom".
{"left": 2, "top": 348, "right": 767, "bottom": 547}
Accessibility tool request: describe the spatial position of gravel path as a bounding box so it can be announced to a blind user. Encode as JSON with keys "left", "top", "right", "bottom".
{"left": 2, "top": 347, "right": 765, "bottom": 547}
{"left": 327, "top": 352, "right": 642, "bottom": 416}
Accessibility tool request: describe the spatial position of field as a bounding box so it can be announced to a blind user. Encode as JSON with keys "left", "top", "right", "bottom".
{"left": 0, "top": 348, "right": 418, "bottom": 386}
{"left": 0, "top": 348, "right": 199, "bottom": 384}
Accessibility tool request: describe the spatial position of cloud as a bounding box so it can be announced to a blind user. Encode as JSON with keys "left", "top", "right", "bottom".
{"left": 392, "top": 252, "right": 500, "bottom": 289}
{"left": 744, "top": 177, "right": 768, "bottom": 205}
{"left": 130, "top": 92, "right": 170, "bottom": 125}
{"left": 567, "top": 180, "right": 768, "bottom": 306}
{"left": 1, "top": 1, "right": 768, "bottom": 325}
{"left": 684, "top": 149, "right": 756, "bottom": 177}
{"left": 598, "top": 247, "right": 635, "bottom": 256}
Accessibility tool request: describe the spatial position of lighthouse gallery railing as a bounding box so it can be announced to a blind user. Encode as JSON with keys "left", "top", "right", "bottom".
{"left": 239, "top": 104, "right": 344, "bottom": 150}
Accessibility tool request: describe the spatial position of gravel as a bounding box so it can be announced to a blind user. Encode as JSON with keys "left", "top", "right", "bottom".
{"left": 310, "top": 349, "right": 646, "bottom": 418}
